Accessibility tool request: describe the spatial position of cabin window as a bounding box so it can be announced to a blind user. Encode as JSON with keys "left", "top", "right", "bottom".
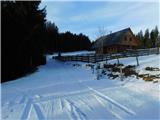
{"left": 130, "top": 37, "right": 132, "bottom": 41}
{"left": 124, "top": 36, "right": 127, "bottom": 41}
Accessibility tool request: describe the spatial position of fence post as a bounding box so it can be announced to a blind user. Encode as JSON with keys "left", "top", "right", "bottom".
{"left": 117, "top": 56, "right": 120, "bottom": 65}
{"left": 136, "top": 50, "right": 139, "bottom": 66}
{"left": 157, "top": 47, "right": 159, "bottom": 54}
{"left": 88, "top": 56, "right": 89, "bottom": 63}
{"left": 96, "top": 63, "right": 100, "bottom": 80}
{"left": 136, "top": 56, "right": 139, "bottom": 66}
{"left": 106, "top": 55, "right": 108, "bottom": 64}
{"left": 120, "top": 66, "right": 123, "bottom": 81}
{"left": 109, "top": 53, "right": 112, "bottom": 60}
{"left": 95, "top": 54, "right": 97, "bottom": 63}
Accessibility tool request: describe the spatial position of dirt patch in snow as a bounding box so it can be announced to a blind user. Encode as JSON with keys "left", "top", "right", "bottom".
{"left": 138, "top": 74, "right": 160, "bottom": 82}
{"left": 103, "top": 64, "right": 160, "bottom": 83}
{"left": 145, "top": 67, "right": 160, "bottom": 71}
{"left": 104, "top": 64, "right": 137, "bottom": 78}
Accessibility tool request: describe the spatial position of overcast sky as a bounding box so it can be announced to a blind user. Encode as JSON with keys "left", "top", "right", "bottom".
{"left": 40, "top": 0, "right": 159, "bottom": 41}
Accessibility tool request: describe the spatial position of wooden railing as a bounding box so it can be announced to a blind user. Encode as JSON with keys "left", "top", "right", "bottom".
{"left": 54, "top": 47, "right": 159, "bottom": 63}
{"left": 56, "top": 55, "right": 109, "bottom": 63}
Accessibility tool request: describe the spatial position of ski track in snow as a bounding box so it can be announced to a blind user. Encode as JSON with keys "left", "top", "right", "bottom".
{"left": 3, "top": 86, "right": 137, "bottom": 120}
{"left": 63, "top": 99, "right": 87, "bottom": 120}
{"left": 8, "top": 86, "right": 136, "bottom": 120}
{"left": 32, "top": 103, "right": 45, "bottom": 120}
{"left": 87, "top": 87, "right": 136, "bottom": 116}
{"left": 20, "top": 98, "right": 32, "bottom": 120}
{"left": 78, "top": 80, "right": 136, "bottom": 119}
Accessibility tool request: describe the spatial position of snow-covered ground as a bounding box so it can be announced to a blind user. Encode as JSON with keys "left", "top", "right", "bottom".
{"left": 1, "top": 53, "right": 160, "bottom": 120}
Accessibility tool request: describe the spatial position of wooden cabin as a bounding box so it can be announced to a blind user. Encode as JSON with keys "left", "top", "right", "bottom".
{"left": 93, "top": 28, "right": 139, "bottom": 54}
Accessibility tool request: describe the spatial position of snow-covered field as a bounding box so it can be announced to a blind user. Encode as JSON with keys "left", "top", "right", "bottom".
{"left": 1, "top": 53, "right": 160, "bottom": 120}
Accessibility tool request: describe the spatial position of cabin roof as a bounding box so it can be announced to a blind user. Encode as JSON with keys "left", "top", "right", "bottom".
{"left": 93, "top": 27, "right": 133, "bottom": 48}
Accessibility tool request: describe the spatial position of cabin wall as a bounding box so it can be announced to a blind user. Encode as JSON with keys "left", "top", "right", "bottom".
{"left": 119, "top": 31, "right": 139, "bottom": 47}
{"left": 96, "top": 44, "right": 137, "bottom": 54}
{"left": 96, "top": 47, "right": 103, "bottom": 54}
{"left": 103, "top": 45, "right": 118, "bottom": 53}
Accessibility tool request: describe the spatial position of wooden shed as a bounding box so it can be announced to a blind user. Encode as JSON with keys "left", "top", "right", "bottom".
{"left": 93, "top": 28, "right": 139, "bottom": 54}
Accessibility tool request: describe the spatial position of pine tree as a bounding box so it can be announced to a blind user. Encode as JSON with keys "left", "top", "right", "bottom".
{"left": 2, "top": 1, "right": 46, "bottom": 82}
{"left": 154, "top": 26, "right": 159, "bottom": 47}
{"left": 150, "top": 30, "right": 156, "bottom": 47}
{"left": 144, "top": 29, "right": 150, "bottom": 48}
{"left": 45, "top": 21, "right": 59, "bottom": 54}
{"left": 136, "top": 30, "right": 144, "bottom": 48}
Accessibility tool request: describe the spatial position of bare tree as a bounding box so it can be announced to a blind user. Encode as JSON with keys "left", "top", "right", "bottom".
{"left": 95, "top": 26, "right": 109, "bottom": 54}
{"left": 96, "top": 26, "right": 107, "bottom": 38}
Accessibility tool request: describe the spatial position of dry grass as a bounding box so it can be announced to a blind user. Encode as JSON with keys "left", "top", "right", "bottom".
{"left": 138, "top": 74, "right": 160, "bottom": 82}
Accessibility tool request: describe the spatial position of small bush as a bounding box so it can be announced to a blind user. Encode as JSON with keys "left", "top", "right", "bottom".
{"left": 138, "top": 74, "right": 149, "bottom": 78}
{"left": 104, "top": 64, "right": 115, "bottom": 69}
{"left": 73, "top": 64, "right": 81, "bottom": 67}
{"left": 145, "top": 67, "right": 160, "bottom": 71}
{"left": 125, "top": 65, "right": 135, "bottom": 69}
{"left": 102, "top": 70, "right": 106, "bottom": 75}
{"left": 116, "top": 63, "right": 124, "bottom": 66}
{"left": 108, "top": 73, "right": 119, "bottom": 79}
{"left": 112, "top": 67, "right": 120, "bottom": 72}
{"left": 122, "top": 68, "right": 137, "bottom": 77}
{"left": 86, "top": 64, "right": 94, "bottom": 67}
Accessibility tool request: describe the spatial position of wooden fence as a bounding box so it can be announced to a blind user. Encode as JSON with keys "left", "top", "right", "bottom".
{"left": 54, "top": 47, "right": 160, "bottom": 63}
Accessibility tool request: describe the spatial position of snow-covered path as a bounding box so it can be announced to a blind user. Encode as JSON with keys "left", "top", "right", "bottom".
{"left": 1, "top": 54, "right": 160, "bottom": 120}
